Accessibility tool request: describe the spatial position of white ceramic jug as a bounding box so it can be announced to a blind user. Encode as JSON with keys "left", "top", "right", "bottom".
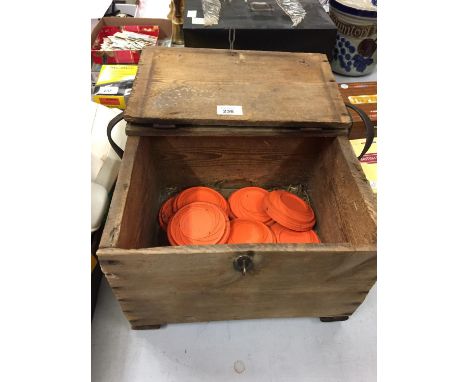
{"left": 329, "top": 0, "right": 377, "bottom": 76}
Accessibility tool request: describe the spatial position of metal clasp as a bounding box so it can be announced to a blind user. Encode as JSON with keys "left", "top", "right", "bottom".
{"left": 233, "top": 255, "right": 254, "bottom": 276}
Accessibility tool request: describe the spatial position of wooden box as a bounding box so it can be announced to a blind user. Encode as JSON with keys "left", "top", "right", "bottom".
{"left": 97, "top": 133, "right": 376, "bottom": 329}
{"left": 97, "top": 47, "right": 376, "bottom": 329}
{"left": 91, "top": 17, "right": 172, "bottom": 64}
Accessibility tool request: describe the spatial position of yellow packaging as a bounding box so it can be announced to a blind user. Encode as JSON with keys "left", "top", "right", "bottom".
{"left": 350, "top": 138, "right": 377, "bottom": 193}
{"left": 93, "top": 65, "right": 138, "bottom": 109}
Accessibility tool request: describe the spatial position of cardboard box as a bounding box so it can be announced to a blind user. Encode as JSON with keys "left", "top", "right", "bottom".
{"left": 93, "top": 65, "right": 138, "bottom": 109}
{"left": 351, "top": 138, "right": 377, "bottom": 193}
{"left": 91, "top": 17, "right": 172, "bottom": 64}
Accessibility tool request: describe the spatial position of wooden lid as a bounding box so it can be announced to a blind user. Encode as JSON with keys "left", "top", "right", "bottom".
{"left": 124, "top": 47, "right": 351, "bottom": 130}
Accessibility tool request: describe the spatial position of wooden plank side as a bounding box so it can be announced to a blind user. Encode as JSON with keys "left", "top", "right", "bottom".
{"left": 124, "top": 47, "right": 351, "bottom": 128}
{"left": 334, "top": 137, "right": 377, "bottom": 243}
{"left": 99, "top": 137, "right": 140, "bottom": 249}
{"left": 98, "top": 244, "right": 376, "bottom": 327}
{"left": 150, "top": 136, "right": 326, "bottom": 189}
{"left": 115, "top": 137, "right": 162, "bottom": 250}
{"left": 310, "top": 136, "right": 376, "bottom": 246}
{"left": 126, "top": 124, "right": 348, "bottom": 137}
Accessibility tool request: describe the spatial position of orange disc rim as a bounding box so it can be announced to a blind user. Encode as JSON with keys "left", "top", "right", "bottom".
{"left": 218, "top": 217, "right": 231, "bottom": 244}
{"left": 158, "top": 196, "right": 176, "bottom": 231}
{"left": 169, "top": 202, "right": 228, "bottom": 245}
{"left": 175, "top": 186, "right": 229, "bottom": 214}
{"left": 228, "top": 187, "right": 271, "bottom": 223}
{"left": 175, "top": 203, "right": 225, "bottom": 245}
{"left": 167, "top": 219, "right": 178, "bottom": 245}
{"left": 227, "top": 219, "right": 276, "bottom": 244}
{"left": 270, "top": 223, "right": 321, "bottom": 243}
{"left": 268, "top": 190, "right": 315, "bottom": 224}
{"left": 264, "top": 192, "right": 315, "bottom": 231}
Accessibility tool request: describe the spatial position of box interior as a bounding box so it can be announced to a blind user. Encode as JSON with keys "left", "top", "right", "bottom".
{"left": 116, "top": 135, "right": 376, "bottom": 250}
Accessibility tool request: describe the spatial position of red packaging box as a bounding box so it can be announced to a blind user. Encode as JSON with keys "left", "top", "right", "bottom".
{"left": 91, "top": 17, "right": 171, "bottom": 64}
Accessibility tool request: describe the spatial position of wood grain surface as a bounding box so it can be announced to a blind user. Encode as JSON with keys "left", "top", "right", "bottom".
{"left": 125, "top": 123, "right": 348, "bottom": 137}
{"left": 124, "top": 47, "right": 351, "bottom": 128}
{"left": 98, "top": 135, "right": 376, "bottom": 327}
{"left": 309, "top": 136, "right": 377, "bottom": 246}
{"left": 98, "top": 244, "right": 376, "bottom": 328}
{"left": 99, "top": 137, "right": 139, "bottom": 249}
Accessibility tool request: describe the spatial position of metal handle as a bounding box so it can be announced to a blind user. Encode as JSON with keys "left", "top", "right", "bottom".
{"left": 233, "top": 255, "right": 253, "bottom": 276}
{"left": 345, "top": 103, "right": 375, "bottom": 160}
{"left": 107, "top": 111, "right": 125, "bottom": 159}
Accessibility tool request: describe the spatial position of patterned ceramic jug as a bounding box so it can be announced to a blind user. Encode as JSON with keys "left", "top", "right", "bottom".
{"left": 329, "top": 0, "right": 377, "bottom": 76}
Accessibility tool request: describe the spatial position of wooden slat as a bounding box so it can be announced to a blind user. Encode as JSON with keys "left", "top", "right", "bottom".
{"left": 124, "top": 47, "right": 351, "bottom": 128}
{"left": 99, "top": 137, "right": 140, "bottom": 249}
{"left": 99, "top": 136, "right": 162, "bottom": 250}
{"left": 150, "top": 135, "right": 327, "bottom": 191}
{"left": 125, "top": 123, "right": 348, "bottom": 137}
{"left": 309, "top": 136, "right": 376, "bottom": 246}
{"left": 98, "top": 244, "right": 376, "bottom": 327}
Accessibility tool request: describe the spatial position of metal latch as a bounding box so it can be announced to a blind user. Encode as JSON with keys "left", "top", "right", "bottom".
{"left": 233, "top": 255, "right": 254, "bottom": 276}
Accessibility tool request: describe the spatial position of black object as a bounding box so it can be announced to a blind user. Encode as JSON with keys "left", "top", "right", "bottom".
{"left": 107, "top": 112, "right": 125, "bottom": 159}
{"left": 104, "top": 0, "right": 134, "bottom": 17}
{"left": 91, "top": 256, "right": 102, "bottom": 319}
{"left": 345, "top": 103, "right": 374, "bottom": 160}
{"left": 320, "top": 316, "right": 349, "bottom": 322}
{"left": 91, "top": 226, "right": 104, "bottom": 320}
{"left": 183, "top": 0, "right": 337, "bottom": 60}
{"left": 233, "top": 254, "right": 254, "bottom": 276}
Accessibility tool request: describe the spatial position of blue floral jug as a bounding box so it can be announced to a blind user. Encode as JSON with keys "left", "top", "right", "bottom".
{"left": 329, "top": 0, "right": 377, "bottom": 76}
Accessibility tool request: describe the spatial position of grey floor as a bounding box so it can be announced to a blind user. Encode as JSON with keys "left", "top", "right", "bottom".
{"left": 92, "top": 279, "right": 376, "bottom": 382}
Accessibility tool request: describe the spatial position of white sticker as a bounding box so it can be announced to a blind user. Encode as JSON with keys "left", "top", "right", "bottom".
{"left": 191, "top": 17, "right": 205, "bottom": 25}
{"left": 98, "top": 86, "right": 119, "bottom": 95}
{"left": 340, "top": 83, "right": 349, "bottom": 89}
{"left": 217, "top": 105, "right": 243, "bottom": 116}
{"left": 187, "top": 10, "right": 197, "bottom": 18}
